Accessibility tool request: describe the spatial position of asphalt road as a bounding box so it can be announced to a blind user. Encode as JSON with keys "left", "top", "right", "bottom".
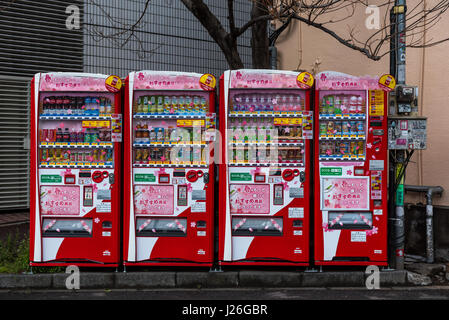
{"left": 1, "top": 286, "right": 449, "bottom": 300}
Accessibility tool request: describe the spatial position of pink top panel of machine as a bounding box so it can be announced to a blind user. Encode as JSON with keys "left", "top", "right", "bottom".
{"left": 316, "top": 71, "right": 384, "bottom": 91}
{"left": 229, "top": 69, "right": 304, "bottom": 89}
{"left": 133, "top": 71, "right": 215, "bottom": 91}
{"left": 39, "top": 73, "right": 110, "bottom": 92}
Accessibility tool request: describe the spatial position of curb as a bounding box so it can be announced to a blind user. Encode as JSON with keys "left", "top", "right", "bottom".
{"left": 0, "top": 270, "right": 409, "bottom": 290}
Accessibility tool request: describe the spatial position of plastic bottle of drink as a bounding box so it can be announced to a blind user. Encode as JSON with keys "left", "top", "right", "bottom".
{"left": 265, "top": 95, "right": 273, "bottom": 112}
{"left": 319, "top": 96, "right": 326, "bottom": 114}
{"left": 42, "top": 97, "right": 49, "bottom": 115}
{"left": 191, "top": 96, "right": 198, "bottom": 114}
{"left": 243, "top": 96, "right": 250, "bottom": 113}
{"left": 357, "top": 96, "right": 364, "bottom": 114}
{"left": 349, "top": 96, "right": 358, "bottom": 114}
{"left": 157, "top": 96, "right": 164, "bottom": 114}
{"left": 281, "top": 94, "right": 288, "bottom": 112}
{"left": 164, "top": 96, "right": 171, "bottom": 114}
{"left": 56, "top": 128, "right": 63, "bottom": 142}
{"left": 246, "top": 118, "right": 256, "bottom": 143}
{"left": 200, "top": 96, "right": 207, "bottom": 113}
{"left": 288, "top": 95, "right": 295, "bottom": 112}
{"left": 341, "top": 95, "right": 349, "bottom": 114}
{"left": 334, "top": 96, "right": 342, "bottom": 114}
{"left": 99, "top": 98, "right": 105, "bottom": 114}
{"left": 70, "top": 128, "right": 77, "bottom": 143}
{"left": 178, "top": 96, "right": 185, "bottom": 114}
{"left": 327, "top": 95, "right": 335, "bottom": 114}
{"left": 251, "top": 95, "right": 258, "bottom": 112}
{"left": 273, "top": 94, "right": 281, "bottom": 112}
{"left": 171, "top": 96, "right": 178, "bottom": 114}
{"left": 233, "top": 94, "right": 240, "bottom": 112}
{"left": 146, "top": 96, "right": 153, "bottom": 114}
{"left": 83, "top": 97, "right": 90, "bottom": 115}
{"left": 137, "top": 96, "right": 144, "bottom": 114}
{"left": 184, "top": 96, "right": 191, "bottom": 114}
{"left": 295, "top": 95, "right": 302, "bottom": 112}
{"left": 234, "top": 119, "right": 244, "bottom": 143}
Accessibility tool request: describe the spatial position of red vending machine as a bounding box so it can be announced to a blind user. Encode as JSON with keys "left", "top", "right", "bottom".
{"left": 123, "top": 71, "right": 216, "bottom": 267}
{"left": 30, "top": 72, "right": 123, "bottom": 268}
{"left": 314, "top": 71, "right": 389, "bottom": 266}
{"left": 218, "top": 69, "right": 314, "bottom": 266}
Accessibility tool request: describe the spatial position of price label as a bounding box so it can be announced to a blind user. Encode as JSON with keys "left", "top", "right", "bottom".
{"left": 82, "top": 120, "right": 111, "bottom": 128}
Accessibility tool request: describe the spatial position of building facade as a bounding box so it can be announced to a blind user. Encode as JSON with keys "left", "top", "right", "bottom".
{"left": 0, "top": 0, "right": 252, "bottom": 211}
{"left": 276, "top": 2, "right": 449, "bottom": 207}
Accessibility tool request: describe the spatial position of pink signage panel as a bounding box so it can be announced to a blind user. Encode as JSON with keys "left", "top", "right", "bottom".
{"left": 321, "top": 177, "right": 369, "bottom": 210}
{"left": 133, "top": 71, "right": 206, "bottom": 90}
{"left": 316, "top": 71, "right": 382, "bottom": 90}
{"left": 134, "top": 185, "right": 174, "bottom": 215}
{"left": 39, "top": 73, "right": 108, "bottom": 92}
{"left": 40, "top": 186, "right": 80, "bottom": 215}
{"left": 229, "top": 184, "right": 270, "bottom": 214}
{"left": 230, "top": 70, "right": 300, "bottom": 89}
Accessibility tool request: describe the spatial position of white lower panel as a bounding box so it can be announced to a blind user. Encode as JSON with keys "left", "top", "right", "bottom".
{"left": 42, "top": 238, "right": 64, "bottom": 262}
{"left": 136, "top": 237, "right": 159, "bottom": 261}
{"left": 232, "top": 236, "right": 254, "bottom": 261}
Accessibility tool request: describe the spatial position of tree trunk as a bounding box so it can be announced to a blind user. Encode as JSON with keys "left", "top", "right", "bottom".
{"left": 180, "top": 0, "right": 244, "bottom": 69}
{"left": 251, "top": 1, "right": 270, "bottom": 69}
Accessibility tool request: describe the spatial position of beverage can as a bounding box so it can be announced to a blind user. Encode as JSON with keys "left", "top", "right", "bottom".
{"left": 349, "top": 121, "right": 357, "bottom": 134}
{"left": 327, "top": 95, "right": 334, "bottom": 114}
{"left": 334, "top": 121, "right": 342, "bottom": 136}
{"left": 350, "top": 141, "right": 357, "bottom": 155}
{"left": 327, "top": 121, "right": 334, "bottom": 135}
{"left": 356, "top": 121, "right": 365, "bottom": 135}
{"left": 338, "top": 142, "right": 347, "bottom": 155}
{"left": 342, "top": 121, "right": 349, "bottom": 134}
{"left": 319, "top": 122, "right": 327, "bottom": 136}
{"left": 357, "top": 141, "right": 364, "bottom": 155}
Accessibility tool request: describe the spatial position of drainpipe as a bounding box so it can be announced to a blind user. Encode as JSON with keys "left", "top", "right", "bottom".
{"left": 404, "top": 185, "right": 444, "bottom": 263}
{"left": 269, "top": 46, "right": 277, "bottom": 69}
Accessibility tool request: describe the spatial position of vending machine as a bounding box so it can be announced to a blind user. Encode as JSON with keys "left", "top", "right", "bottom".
{"left": 29, "top": 72, "right": 123, "bottom": 267}
{"left": 218, "top": 69, "right": 314, "bottom": 266}
{"left": 314, "top": 71, "right": 389, "bottom": 266}
{"left": 122, "top": 71, "right": 216, "bottom": 267}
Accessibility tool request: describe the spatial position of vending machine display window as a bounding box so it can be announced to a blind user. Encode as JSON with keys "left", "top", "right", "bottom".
{"left": 42, "top": 219, "right": 93, "bottom": 237}
{"left": 327, "top": 212, "right": 373, "bottom": 230}
{"left": 318, "top": 90, "right": 367, "bottom": 161}
{"left": 136, "top": 218, "right": 187, "bottom": 237}
{"left": 231, "top": 217, "right": 283, "bottom": 236}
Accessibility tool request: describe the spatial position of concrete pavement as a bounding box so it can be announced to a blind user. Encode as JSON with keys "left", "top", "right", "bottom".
{"left": 0, "top": 269, "right": 408, "bottom": 290}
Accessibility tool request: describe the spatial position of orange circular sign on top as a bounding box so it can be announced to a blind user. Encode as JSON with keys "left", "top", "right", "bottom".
{"left": 199, "top": 73, "right": 216, "bottom": 91}
{"left": 105, "top": 75, "right": 123, "bottom": 93}
{"left": 378, "top": 74, "right": 396, "bottom": 91}
{"left": 296, "top": 72, "right": 314, "bottom": 89}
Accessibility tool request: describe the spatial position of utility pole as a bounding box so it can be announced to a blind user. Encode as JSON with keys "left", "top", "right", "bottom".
{"left": 390, "top": 0, "right": 407, "bottom": 270}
